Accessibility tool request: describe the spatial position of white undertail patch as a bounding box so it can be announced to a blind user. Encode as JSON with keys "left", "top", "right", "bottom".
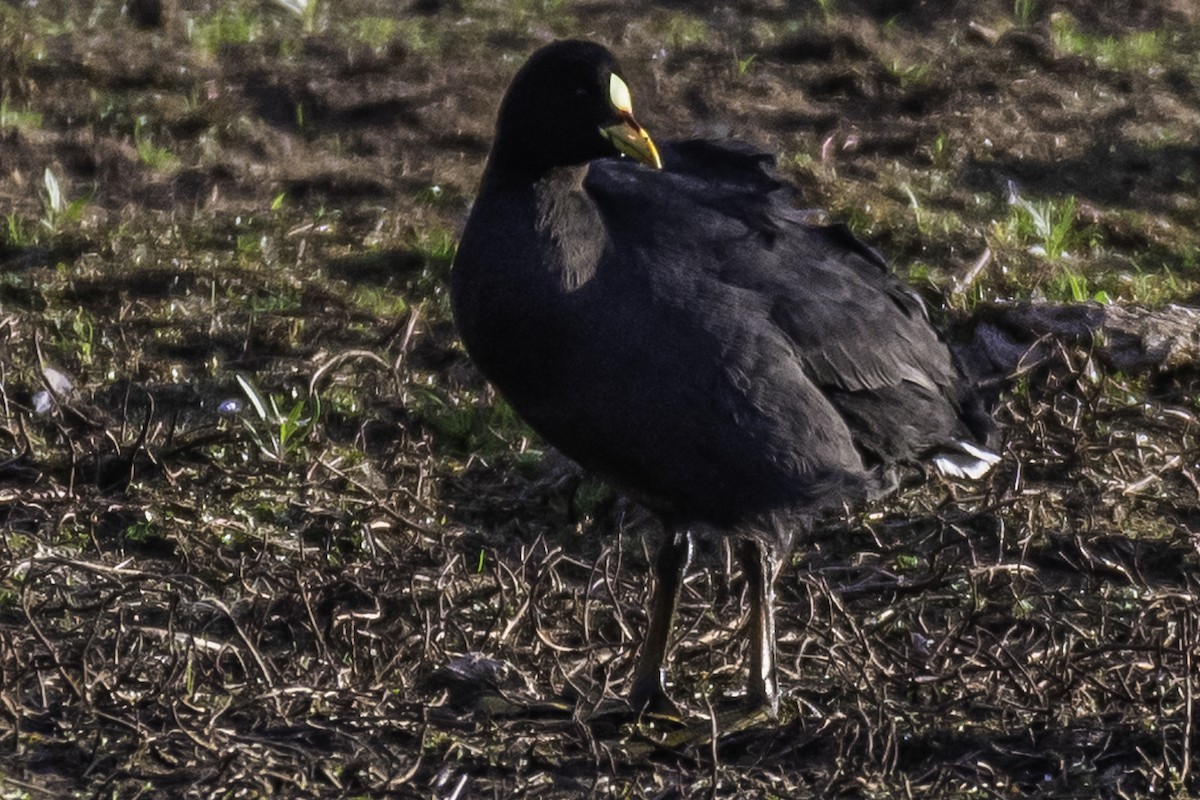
{"left": 932, "top": 440, "right": 1001, "bottom": 480}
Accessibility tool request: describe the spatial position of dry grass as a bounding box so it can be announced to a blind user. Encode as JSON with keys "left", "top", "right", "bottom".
{"left": 3, "top": 304, "right": 1198, "bottom": 797}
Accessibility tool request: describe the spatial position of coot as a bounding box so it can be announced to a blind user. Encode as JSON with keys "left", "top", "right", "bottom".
{"left": 451, "top": 40, "right": 995, "bottom": 716}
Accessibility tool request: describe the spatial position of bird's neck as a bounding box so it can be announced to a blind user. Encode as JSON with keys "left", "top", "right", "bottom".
{"left": 533, "top": 165, "right": 605, "bottom": 291}
{"left": 480, "top": 157, "right": 590, "bottom": 196}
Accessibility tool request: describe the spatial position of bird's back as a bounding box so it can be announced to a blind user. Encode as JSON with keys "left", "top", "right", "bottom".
{"left": 452, "top": 141, "right": 992, "bottom": 526}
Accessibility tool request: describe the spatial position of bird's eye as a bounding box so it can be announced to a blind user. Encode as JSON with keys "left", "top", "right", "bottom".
{"left": 608, "top": 73, "right": 633, "bottom": 114}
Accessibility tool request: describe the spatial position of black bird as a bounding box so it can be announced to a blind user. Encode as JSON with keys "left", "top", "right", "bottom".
{"left": 451, "top": 40, "right": 996, "bottom": 716}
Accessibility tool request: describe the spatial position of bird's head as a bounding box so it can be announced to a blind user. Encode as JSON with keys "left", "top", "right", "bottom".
{"left": 488, "top": 40, "right": 662, "bottom": 179}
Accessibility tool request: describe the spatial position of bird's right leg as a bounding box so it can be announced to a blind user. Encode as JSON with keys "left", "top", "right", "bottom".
{"left": 628, "top": 524, "right": 691, "bottom": 713}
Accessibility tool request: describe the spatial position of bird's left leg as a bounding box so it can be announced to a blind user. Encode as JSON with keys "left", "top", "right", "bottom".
{"left": 736, "top": 536, "right": 781, "bottom": 718}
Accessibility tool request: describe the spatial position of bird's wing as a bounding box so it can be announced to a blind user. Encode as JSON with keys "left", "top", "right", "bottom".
{"left": 752, "top": 225, "right": 955, "bottom": 396}
{"left": 586, "top": 144, "right": 991, "bottom": 472}
{"left": 588, "top": 143, "right": 957, "bottom": 399}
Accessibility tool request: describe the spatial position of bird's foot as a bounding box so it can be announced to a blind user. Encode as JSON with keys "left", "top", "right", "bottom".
{"left": 745, "top": 685, "right": 780, "bottom": 721}
{"left": 628, "top": 674, "right": 684, "bottom": 719}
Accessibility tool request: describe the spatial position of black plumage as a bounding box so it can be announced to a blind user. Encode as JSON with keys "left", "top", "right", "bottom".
{"left": 451, "top": 40, "right": 996, "bottom": 715}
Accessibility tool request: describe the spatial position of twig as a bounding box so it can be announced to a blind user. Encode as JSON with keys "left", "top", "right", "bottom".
{"left": 308, "top": 349, "right": 390, "bottom": 396}
{"left": 1182, "top": 614, "right": 1194, "bottom": 787}
{"left": 21, "top": 588, "right": 83, "bottom": 702}
{"left": 953, "top": 247, "right": 992, "bottom": 296}
{"left": 703, "top": 691, "right": 720, "bottom": 800}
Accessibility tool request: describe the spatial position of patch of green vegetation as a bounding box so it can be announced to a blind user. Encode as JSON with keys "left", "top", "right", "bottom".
{"left": 1051, "top": 14, "right": 1166, "bottom": 71}
{"left": 272, "top": 0, "right": 320, "bottom": 33}
{"left": 348, "top": 285, "right": 408, "bottom": 318}
{"left": 1044, "top": 266, "right": 1109, "bottom": 304}
{"left": 0, "top": 3, "right": 47, "bottom": 62}
{"left": 0, "top": 95, "right": 42, "bottom": 129}
{"left": 840, "top": 205, "right": 879, "bottom": 239}
{"left": 927, "top": 133, "right": 952, "bottom": 170}
{"left": 322, "top": 386, "right": 366, "bottom": 418}
{"left": 814, "top": 0, "right": 837, "bottom": 24}
{"left": 651, "top": 12, "right": 710, "bottom": 50}
{"left": 746, "top": 19, "right": 790, "bottom": 48}
{"left": 1013, "top": 0, "right": 1038, "bottom": 27}
{"left": 0, "top": 584, "right": 17, "bottom": 612}
{"left": 1088, "top": 263, "right": 1193, "bottom": 306}
{"left": 992, "top": 194, "right": 1095, "bottom": 261}
{"left": 236, "top": 230, "right": 265, "bottom": 264}
{"left": 348, "top": 16, "right": 399, "bottom": 50}
{"left": 236, "top": 374, "right": 321, "bottom": 464}
{"left": 247, "top": 289, "right": 303, "bottom": 316}
{"left": 903, "top": 260, "right": 945, "bottom": 290}
{"left": 50, "top": 308, "right": 98, "bottom": 366}
{"left": 884, "top": 57, "right": 932, "bottom": 88}
{"left": 400, "top": 227, "right": 457, "bottom": 315}
{"left": 421, "top": 0, "right": 576, "bottom": 44}
{"left": 464, "top": 0, "right": 571, "bottom": 16}
{"left": 347, "top": 15, "right": 445, "bottom": 55}
{"left": 409, "top": 227, "right": 456, "bottom": 265}
{"left": 569, "top": 476, "right": 613, "bottom": 521}
{"left": 412, "top": 387, "right": 535, "bottom": 461}
{"left": 124, "top": 517, "right": 160, "bottom": 544}
{"left": 785, "top": 142, "right": 1196, "bottom": 309}
{"left": 134, "top": 116, "right": 181, "bottom": 172}
{"left": 1111, "top": 265, "right": 1188, "bottom": 305}
{"left": 5, "top": 213, "right": 37, "bottom": 247}
{"left": 39, "top": 168, "right": 89, "bottom": 235}
{"left": 414, "top": 185, "right": 450, "bottom": 207}
{"left": 188, "top": 2, "right": 287, "bottom": 54}
{"left": 901, "top": 183, "right": 961, "bottom": 238}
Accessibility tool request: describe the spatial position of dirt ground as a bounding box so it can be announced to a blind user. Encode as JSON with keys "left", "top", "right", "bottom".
{"left": 2, "top": 0, "right": 1200, "bottom": 797}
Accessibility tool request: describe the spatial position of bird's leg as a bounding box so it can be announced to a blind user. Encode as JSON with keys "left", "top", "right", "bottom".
{"left": 629, "top": 524, "right": 691, "bottom": 713}
{"left": 736, "top": 537, "right": 780, "bottom": 718}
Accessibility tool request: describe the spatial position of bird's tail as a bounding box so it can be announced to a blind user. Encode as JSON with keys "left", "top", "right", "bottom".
{"left": 931, "top": 439, "right": 1001, "bottom": 480}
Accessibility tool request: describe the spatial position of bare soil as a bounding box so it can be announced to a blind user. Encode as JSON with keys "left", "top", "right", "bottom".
{"left": 2, "top": 0, "right": 1199, "bottom": 797}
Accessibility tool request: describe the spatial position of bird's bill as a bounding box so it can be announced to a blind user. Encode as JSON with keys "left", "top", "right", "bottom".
{"left": 600, "top": 115, "right": 662, "bottom": 169}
